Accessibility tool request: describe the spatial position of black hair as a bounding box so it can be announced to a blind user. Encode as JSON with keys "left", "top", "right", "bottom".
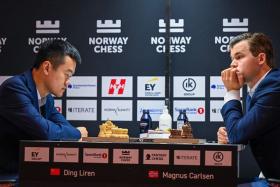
{"left": 33, "top": 40, "right": 81, "bottom": 69}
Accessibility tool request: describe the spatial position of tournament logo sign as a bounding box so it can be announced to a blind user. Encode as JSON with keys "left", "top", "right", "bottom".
{"left": 137, "top": 76, "right": 165, "bottom": 97}
{"left": 102, "top": 76, "right": 133, "bottom": 97}
{"left": 28, "top": 20, "right": 67, "bottom": 53}
{"left": 151, "top": 19, "right": 192, "bottom": 53}
{"left": 214, "top": 18, "right": 249, "bottom": 53}
{"left": 89, "top": 19, "right": 128, "bottom": 53}
{"left": 173, "top": 76, "right": 205, "bottom": 98}
{"left": 101, "top": 100, "right": 132, "bottom": 121}
{"left": 0, "top": 36, "right": 7, "bottom": 53}
{"left": 66, "top": 100, "right": 97, "bottom": 121}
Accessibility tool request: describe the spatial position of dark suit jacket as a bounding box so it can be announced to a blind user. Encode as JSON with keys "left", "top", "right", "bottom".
{"left": 221, "top": 68, "right": 280, "bottom": 179}
{"left": 0, "top": 70, "right": 81, "bottom": 173}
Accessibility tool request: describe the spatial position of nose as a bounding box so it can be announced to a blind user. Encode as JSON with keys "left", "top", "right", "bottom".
{"left": 230, "top": 60, "right": 237, "bottom": 68}
{"left": 65, "top": 79, "right": 70, "bottom": 87}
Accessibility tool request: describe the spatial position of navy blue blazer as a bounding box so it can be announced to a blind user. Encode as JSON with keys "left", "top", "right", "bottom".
{"left": 0, "top": 70, "right": 81, "bottom": 173}
{"left": 221, "top": 68, "right": 280, "bottom": 179}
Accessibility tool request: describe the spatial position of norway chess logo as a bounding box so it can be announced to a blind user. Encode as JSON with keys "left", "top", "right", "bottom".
{"left": 36, "top": 20, "right": 60, "bottom": 34}
{"left": 108, "top": 79, "right": 126, "bottom": 95}
{"left": 151, "top": 18, "right": 191, "bottom": 53}
{"left": 214, "top": 18, "right": 249, "bottom": 53}
{"left": 97, "top": 20, "right": 121, "bottom": 33}
{"left": 28, "top": 20, "right": 67, "bottom": 53}
{"left": 159, "top": 19, "right": 184, "bottom": 33}
{"left": 222, "top": 18, "right": 248, "bottom": 32}
{"left": 89, "top": 19, "right": 128, "bottom": 53}
{"left": 0, "top": 37, "right": 7, "bottom": 53}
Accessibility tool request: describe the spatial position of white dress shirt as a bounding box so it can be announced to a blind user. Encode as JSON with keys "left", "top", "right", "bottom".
{"left": 37, "top": 89, "right": 47, "bottom": 111}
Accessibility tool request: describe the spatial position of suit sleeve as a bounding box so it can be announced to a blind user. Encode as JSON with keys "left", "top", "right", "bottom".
{"left": 0, "top": 81, "right": 81, "bottom": 140}
{"left": 46, "top": 97, "right": 81, "bottom": 140}
{"left": 221, "top": 92, "right": 280, "bottom": 144}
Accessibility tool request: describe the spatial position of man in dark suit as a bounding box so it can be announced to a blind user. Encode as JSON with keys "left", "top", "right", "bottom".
{"left": 0, "top": 40, "right": 88, "bottom": 174}
{"left": 217, "top": 33, "right": 280, "bottom": 182}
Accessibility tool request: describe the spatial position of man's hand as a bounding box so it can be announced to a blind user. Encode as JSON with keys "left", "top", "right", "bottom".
{"left": 221, "top": 67, "right": 244, "bottom": 91}
{"left": 77, "top": 127, "right": 88, "bottom": 141}
{"left": 217, "top": 127, "right": 229, "bottom": 144}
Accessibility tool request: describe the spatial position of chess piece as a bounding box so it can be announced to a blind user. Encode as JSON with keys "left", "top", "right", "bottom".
{"left": 181, "top": 122, "right": 193, "bottom": 139}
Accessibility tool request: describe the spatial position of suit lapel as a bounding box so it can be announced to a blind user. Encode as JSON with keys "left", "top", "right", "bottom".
{"left": 44, "top": 96, "right": 50, "bottom": 119}
{"left": 23, "top": 70, "right": 40, "bottom": 113}
{"left": 246, "top": 94, "right": 252, "bottom": 112}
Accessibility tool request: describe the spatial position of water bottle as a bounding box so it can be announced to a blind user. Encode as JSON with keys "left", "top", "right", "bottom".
{"left": 177, "top": 109, "right": 188, "bottom": 130}
{"left": 139, "top": 109, "right": 152, "bottom": 134}
{"left": 159, "top": 105, "right": 172, "bottom": 131}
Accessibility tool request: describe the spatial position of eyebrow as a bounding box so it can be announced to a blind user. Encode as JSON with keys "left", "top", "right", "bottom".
{"left": 66, "top": 69, "right": 74, "bottom": 75}
{"left": 231, "top": 52, "right": 243, "bottom": 60}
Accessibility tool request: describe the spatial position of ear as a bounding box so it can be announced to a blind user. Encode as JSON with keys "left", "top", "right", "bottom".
{"left": 42, "top": 61, "right": 51, "bottom": 75}
{"left": 258, "top": 53, "right": 266, "bottom": 65}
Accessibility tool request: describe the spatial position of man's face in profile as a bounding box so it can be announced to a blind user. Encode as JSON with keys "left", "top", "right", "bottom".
{"left": 45, "top": 56, "right": 76, "bottom": 97}
{"left": 230, "top": 40, "right": 260, "bottom": 84}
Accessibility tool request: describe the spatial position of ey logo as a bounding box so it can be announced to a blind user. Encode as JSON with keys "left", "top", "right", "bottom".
{"left": 145, "top": 84, "right": 156, "bottom": 91}
{"left": 108, "top": 79, "right": 126, "bottom": 95}
{"left": 32, "top": 152, "right": 39, "bottom": 158}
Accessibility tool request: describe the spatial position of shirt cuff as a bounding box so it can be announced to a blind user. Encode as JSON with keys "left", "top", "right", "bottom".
{"left": 224, "top": 90, "right": 240, "bottom": 104}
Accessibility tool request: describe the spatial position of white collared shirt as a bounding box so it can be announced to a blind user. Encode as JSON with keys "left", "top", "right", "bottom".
{"left": 224, "top": 69, "right": 271, "bottom": 103}
{"left": 37, "top": 89, "right": 47, "bottom": 108}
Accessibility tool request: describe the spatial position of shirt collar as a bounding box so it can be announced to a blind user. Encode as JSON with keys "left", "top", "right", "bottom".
{"left": 37, "top": 89, "right": 46, "bottom": 107}
{"left": 247, "top": 69, "right": 271, "bottom": 97}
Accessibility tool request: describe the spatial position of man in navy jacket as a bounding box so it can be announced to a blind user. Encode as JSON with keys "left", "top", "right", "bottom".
{"left": 217, "top": 33, "right": 280, "bottom": 180}
{"left": 0, "top": 40, "right": 88, "bottom": 174}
